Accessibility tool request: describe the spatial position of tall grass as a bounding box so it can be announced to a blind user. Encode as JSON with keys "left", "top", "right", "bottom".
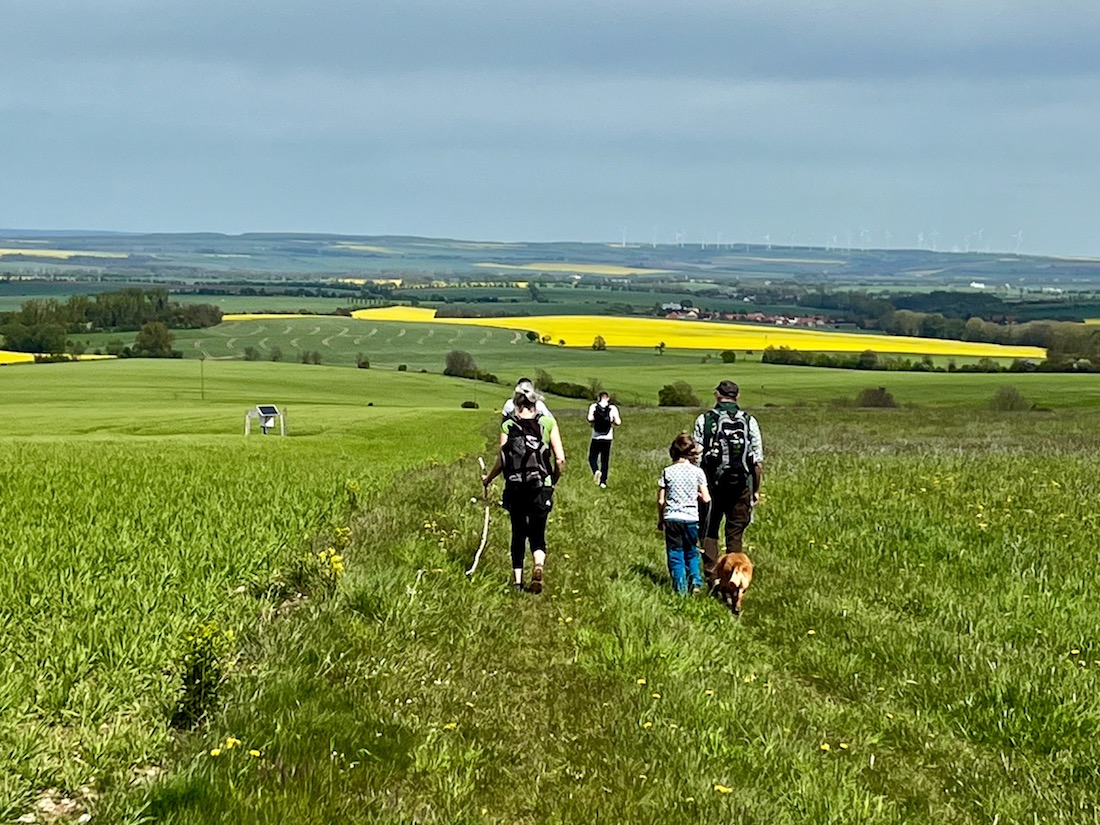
{"left": 108, "top": 407, "right": 1100, "bottom": 823}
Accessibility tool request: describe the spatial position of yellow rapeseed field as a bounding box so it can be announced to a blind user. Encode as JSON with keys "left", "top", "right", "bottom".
{"left": 1085, "top": 318, "right": 1100, "bottom": 325}
{"left": 0, "top": 248, "right": 128, "bottom": 259}
{"left": 0, "top": 351, "right": 115, "bottom": 365}
{"left": 333, "top": 243, "right": 396, "bottom": 254}
{"left": 474, "top": 262, "right": 671, "bottom": 276}
{"left": 350, "top": 307, "right": 1046, "bottom": 358}
{"left": 0, "top": 350, "right": 35, "bottom": 365}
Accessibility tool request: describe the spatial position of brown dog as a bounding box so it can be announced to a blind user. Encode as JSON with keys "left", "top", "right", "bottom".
{"left": 713, "top": 552, "right": 753, "bottom": 615}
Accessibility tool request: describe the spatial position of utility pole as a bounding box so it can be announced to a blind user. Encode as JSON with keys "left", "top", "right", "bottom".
{"left": 200, "top": 355, "right": 205, "bottom": 401}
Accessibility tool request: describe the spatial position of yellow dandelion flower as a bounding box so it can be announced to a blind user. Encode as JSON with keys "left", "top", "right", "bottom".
{"left": 704, "top": 689, "right": 715, "bottom": 697}
{"left": 642, "top": 721, "right": 653, "bottom": 729}
{"left": 839, "top": 742, "right": 850, "bottom": 750}
{"left": 820, "top": 743, "right": 831, "bottom": 752}
{"left": 637, "top": 678, "right": 647, "bottom": 685}
{"left": 713, "top": 784, "right": 733, "bottom": 794}
{"left": 248, "top": 749, "right": 262, "bottom": 758}
{"left": 1071, "top": 649, "right": 1081, "bottom": 655}
{"left": 684, "top": 796, "right": 696, "bottom": 803}
{"left": 225, "top": 737, "right": 241, "bottom": 748}
{"left": 651, "top": 693, "right": 661, "bottom": 699}
{"left": 210, "top": 748, "right": 222, "bottom": 757}
{"left": 807, "top": 629, "right": 816, "bottom": 636}
{"left": 442, "top": 722, "right": 458, "bottom": 731}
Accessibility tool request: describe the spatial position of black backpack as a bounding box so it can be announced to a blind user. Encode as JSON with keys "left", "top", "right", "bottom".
{"left": 701, "top": 409, "right": 753, "bottom": 486}
{"left": 503, "top": 415, "right": 552, "bottom": 488}
{"left": 592, "top": 403, "right": 613, "bottom": 436}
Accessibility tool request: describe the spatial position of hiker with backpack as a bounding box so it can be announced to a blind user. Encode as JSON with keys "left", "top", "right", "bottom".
{"left": 482, "top": 384, "right": 566, "bottom": 593}
{"left": 586, "top": 391, "right": 621, "bottom": 488}
{"left": 691, "top": 380, "right": 763, "bottom": 583}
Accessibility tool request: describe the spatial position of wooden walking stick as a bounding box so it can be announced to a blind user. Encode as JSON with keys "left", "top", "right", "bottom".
{"left": 466, "top": 457, "right": 491, "bottom": 577}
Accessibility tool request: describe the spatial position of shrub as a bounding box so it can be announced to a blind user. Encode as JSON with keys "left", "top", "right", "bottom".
{"left": 270, "top": 346, "right": 283, "bottom": 362}
{"left": 243, "top": 346, "right": 260, "bottom": 361}
{"left": 989, "top": 385, "right": 1032, "bottom": 412}
{"left": 397, "top": 364, "right": 408, "bottom": 372}
{"left": 658, "top": 381, "right": 699, "bottom": 407}
{"left": 720, "top": 350, "right": 737, "bottom": 364}
{"left": 356, "top": 353, "right": 370, "bottom": 369}
{"left": 592, "top": 335, "right": 607, "bottom": 351}
{"left": 855, "top": 386, "right": 897, "bottom": 408}
{"left": 444, "top": 349, "right": 477, "bottom": 377}
{"left": 461, "top": 400, "right": 480, "bottom": 409}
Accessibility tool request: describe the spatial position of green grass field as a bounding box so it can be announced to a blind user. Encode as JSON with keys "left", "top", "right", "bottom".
{"left": 4, "top": 353, "right": 1100, "bottom": 823}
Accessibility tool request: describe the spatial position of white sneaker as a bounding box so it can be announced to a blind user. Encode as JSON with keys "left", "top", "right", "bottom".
{"left": 593, "top": 470, "right": 601, "bottom": 485}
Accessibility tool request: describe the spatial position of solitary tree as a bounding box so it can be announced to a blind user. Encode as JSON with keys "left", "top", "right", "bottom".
{"left": 444, "top": 349, "right": 478, "bottom": 378}
{"left": 133, "top": 322, "right": 174, "bottom": 357}
{"left": 592, "top": 335, "right": 607, "bottom": 351}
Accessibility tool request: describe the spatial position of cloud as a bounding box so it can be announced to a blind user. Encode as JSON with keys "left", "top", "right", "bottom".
{"left": 1, "top": 0, "right": 1098, "bottom": 252}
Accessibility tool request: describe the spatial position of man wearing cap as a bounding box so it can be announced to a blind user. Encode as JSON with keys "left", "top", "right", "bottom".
{"left": 691, "top": 380, "right": 763, "bottom": 582}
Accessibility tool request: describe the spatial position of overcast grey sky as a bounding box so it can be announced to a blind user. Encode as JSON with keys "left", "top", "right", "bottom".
{"left": 2, "top": 0, "right": 1098, "bottom": 255}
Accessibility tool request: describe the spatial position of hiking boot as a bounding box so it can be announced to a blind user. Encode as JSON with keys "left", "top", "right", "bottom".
{"left": 529, "top": 565, "right": 544, "bottom": 594}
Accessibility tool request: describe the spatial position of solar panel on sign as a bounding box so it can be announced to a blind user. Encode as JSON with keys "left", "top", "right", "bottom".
{"left": 257, "top": 405, "right": 279, "bottom": 416}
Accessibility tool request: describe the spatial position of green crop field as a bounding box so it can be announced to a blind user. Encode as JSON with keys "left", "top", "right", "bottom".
{"left": 3, "top": 354, "right": 1100, "bottom": 823}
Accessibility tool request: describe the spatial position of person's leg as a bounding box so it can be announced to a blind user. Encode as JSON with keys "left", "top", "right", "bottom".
{"left": 724, "top": 484, "right": 753, "bottom": 554}
{"left": 588, "top": 439, "right": 601, "bottom": 484}
{"left": 509, "top": 507, "right": 528, "bottom": 587}
{"left": 597, "top": 440, "right": 612, "bottom": 485}
{"left": 684, "top": 522, "right": 703, "bottom": 592}
{"left": 700, "top": 485, "right": 729, "bottom": 582}
{"left": 528, "top": 508, "right": 549, "bottom": 593}
{"left": 665, "top": 521, "right": 688, "bottom": 594}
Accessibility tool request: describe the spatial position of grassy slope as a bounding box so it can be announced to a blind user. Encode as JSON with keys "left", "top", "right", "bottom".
{"left": 62, "top": 316, "right": 1095, "bottom": 410}
{"left": 5, "top": 358, "right": 1100, "bottom": 822}
{"left": 111, "top": 407, "right": 1100, "bottom": 824}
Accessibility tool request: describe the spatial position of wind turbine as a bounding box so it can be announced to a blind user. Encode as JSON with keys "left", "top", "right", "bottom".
{"left": 930, "top": 230, "right": 939, "bottom": 252}
{"left": 1013, "top": 230, "right": 1024, "bottom": 254}
{"left": 917, "top": 231, "right": 925, "bottom": 249}
{"left": 621, "top": 227, "right": 628, "bottom": 248}
{"left": 763, "top": 233, "right": 771, "bottom": 251}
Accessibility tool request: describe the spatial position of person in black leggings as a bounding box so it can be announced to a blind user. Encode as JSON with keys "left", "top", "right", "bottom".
{"left": 483, "top": 386, "right": 565, "bottom": 592}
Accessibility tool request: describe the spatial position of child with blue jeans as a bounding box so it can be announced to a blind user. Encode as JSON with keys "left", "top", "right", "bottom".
{"left": 657, "top": 433, "right": 711, "bottom": 594}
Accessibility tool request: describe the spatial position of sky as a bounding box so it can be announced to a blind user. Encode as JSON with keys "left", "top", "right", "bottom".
{"left": 2, "top": 0, "right": 1098, "bottom": 256}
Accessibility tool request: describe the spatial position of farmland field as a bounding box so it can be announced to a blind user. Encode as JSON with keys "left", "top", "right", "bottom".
{"left": 3, "top": 354, "right": 1100, "bottom": 822}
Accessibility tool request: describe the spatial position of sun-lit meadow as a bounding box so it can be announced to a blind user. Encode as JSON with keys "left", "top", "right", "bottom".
{"left": 4, "top": 351, "right": 1100, "bottom": 822}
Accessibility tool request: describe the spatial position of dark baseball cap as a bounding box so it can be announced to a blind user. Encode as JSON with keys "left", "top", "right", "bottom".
{"left": 715, "top": 380, "right": 739, "bottom": 397}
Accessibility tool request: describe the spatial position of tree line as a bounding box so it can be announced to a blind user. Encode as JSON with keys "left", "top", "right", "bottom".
{"left": 0, "top": 289, "right": 221, "bottom": 355}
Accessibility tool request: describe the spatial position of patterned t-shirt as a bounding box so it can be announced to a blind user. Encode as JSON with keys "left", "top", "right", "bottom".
{"left": 658, "top": 461, "right": 709, "bottom": 522}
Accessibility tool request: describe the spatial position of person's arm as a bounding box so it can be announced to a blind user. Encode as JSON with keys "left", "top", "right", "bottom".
{"left": 691, "top": 414, "right": 706, "bottom": 454}
{"left": 586, "top": 403, "right": 595, "bottom": 423}
{"left": 549, "top": 422, "right": 566, "bottom": 483}
{"left": 657, "top": 485, "right": 667, "bottom": 531}
{"left": 612, "top": 405, "right": 621, "bottom": 426}
{"left": 698, "top": 475, "right": 711, "bottom": 505}
{"left": 483, "top": 430, "right": 508, "bottom": 487}
{"left": 749, "top": 416, "right": 763, "bottom": 506}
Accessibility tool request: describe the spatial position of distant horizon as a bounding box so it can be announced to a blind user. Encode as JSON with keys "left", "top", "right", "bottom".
{"left": 0, "top": 226, "right": 1086, "bottom": 261}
